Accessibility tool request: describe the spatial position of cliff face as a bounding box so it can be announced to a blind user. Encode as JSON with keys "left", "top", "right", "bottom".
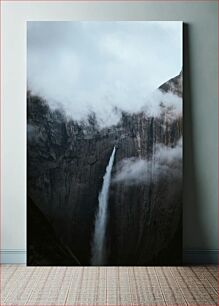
{"left": 159, "top": 70, "right": 182, "bottom": 97}
{"left": 27, "top": 72, "right": 182, "bottom": 265}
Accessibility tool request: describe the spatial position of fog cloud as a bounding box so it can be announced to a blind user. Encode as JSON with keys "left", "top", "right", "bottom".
{"left": 142, "top": 89, "right": 182, "bottom": 121}
{"left": 113, "top": 138, "right": 182, "bottom": 185}
{"left": 27, "top": 21, "right": 182, "bottom": 127}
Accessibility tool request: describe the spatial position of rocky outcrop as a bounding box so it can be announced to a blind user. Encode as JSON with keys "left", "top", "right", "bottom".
{"left": 159, "top": 70, "right": 182, "bottom": 97}
{"left": 27, "top": 72, "right": 182, "bottom": 265}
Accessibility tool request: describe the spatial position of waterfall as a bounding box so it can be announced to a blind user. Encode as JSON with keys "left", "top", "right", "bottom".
{"left": 91, "top": 146, "right": 116, "bottom": 266}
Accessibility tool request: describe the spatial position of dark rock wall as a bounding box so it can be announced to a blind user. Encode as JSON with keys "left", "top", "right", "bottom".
{"left": 27, "top": 73, "right": 182, "bottom": 265}
{"left": 108, "top": 112, "right": 182, "bottom": 265}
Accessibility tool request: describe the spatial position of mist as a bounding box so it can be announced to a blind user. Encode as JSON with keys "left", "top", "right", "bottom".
{"left": 27, "top": 21, "right": 182, "bottom": 127}
{"left": 113, "top": 138, "right": 182, "bottom": 185}
{"left": 142, "top": 90, "right": 182, "bottom": 121}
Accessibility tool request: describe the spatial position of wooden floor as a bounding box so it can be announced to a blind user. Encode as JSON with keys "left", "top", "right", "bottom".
{"left": 1, "top": 265, "right": 218, "bottom": 305}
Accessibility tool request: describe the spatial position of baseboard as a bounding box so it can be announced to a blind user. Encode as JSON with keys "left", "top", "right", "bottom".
{"left": 183, "top": 249, "right": 218, "bottom": 265}
{"left": 0, "top": 249, "right": 26, "bottom": 264}
{"left": 0, "top": 249, "right": 218, "bottom": 264}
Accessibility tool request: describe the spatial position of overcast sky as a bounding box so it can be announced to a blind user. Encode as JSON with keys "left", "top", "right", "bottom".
{"left": 27, "top": 21, "right": 182, "bottom": 126}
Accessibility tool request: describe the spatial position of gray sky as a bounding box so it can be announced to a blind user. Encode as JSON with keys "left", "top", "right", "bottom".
{"left": 27, "top": 21, "right": 182, "bottom": 126}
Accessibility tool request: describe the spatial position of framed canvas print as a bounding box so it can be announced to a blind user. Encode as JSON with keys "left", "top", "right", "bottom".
{"left": 27, "top": 21, "right": 183, "bottom": 266}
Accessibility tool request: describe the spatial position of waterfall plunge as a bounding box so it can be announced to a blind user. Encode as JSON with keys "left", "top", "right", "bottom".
{"left": 91, "top": 146, "right": 116, "bottom": 266}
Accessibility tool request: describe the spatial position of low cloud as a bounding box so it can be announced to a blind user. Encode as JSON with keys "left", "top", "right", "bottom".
{"left": 113, "top": 158, "right": 148, "bottom": 185}
{"left": 113, "top": 138, "right": 182, "bottom": 185}
{"left": 142, "top": 89, "right": 182, "bottom": 121}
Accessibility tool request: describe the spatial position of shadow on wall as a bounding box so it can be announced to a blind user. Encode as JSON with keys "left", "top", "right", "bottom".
{"left": 183, "top": 23, "right": 208, "bottom": 261}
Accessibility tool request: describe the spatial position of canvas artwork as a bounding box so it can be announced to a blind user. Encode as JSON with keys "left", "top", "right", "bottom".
{"left": 27, "top": 21, "right": 183, "bottom": 266}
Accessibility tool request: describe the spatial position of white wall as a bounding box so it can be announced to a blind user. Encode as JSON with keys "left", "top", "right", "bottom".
{"left": 1, "top": 1, "right": 218, "bottom": 263}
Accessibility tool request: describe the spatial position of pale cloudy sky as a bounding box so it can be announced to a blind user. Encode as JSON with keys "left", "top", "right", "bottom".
{"left": 27, "top": 21, "right": 182, "bottom": 126}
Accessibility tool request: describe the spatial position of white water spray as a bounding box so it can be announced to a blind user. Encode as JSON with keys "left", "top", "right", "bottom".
{"left": 91, "top": 146, "right": 116, "bottom": 265}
